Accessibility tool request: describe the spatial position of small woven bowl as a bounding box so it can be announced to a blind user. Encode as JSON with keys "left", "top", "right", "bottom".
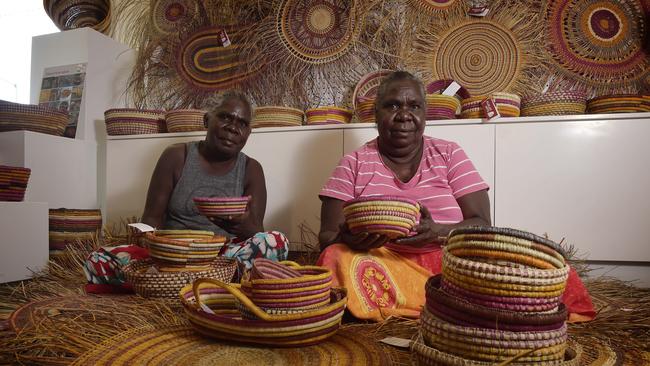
{"left": 142, "top": 232, "right": 227, "bottom": 271}
{"left": 343, "top": 196, "right": 420, "bottom": 238}
{"left": 193, "top": 195, "right": 251, "bottom": 218}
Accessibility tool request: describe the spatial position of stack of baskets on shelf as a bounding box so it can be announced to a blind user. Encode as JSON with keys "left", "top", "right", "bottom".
{"left": 0, "top": 100, "right": 69, "bottom": 136}
{"left": 412, "top": 226, "right": 580, "bottom": 365}
{"left": 521, "top": 91, "right": 587, "bottom": 116}
{"left": 165, "top": 109, "right": 206, "bottom": 132}
{"left": 0, "top": 165, "right": 31, "bottom": 202}
{"left": 354, "top": 97, "right": 376, "bottom": 123}
{"left": 586, "top": 94, "right": 650, "bottom": 114}
{"left": 123, "top": 229, "right": 236, "bottom": 299}
{"left": 305, "top": 106, "right": 353, "bottom": 125}
{"left": 426, "top": 79, "right": 471, "bottom": 119}
{"left": 48, "top": 208, "right": 102, "bottom": 255}
{"left": 342, "top": 196, "right": 420, "bottom": 239}
{"left": 251, "top": 106, "right": 304, "bottom": 128}
{"left": 104, "top": 108, "right": 166, "bottom": 135}
{"left": 353, "top": 69, "right": 393, "bottom": 124}
{"left": 179, "top": 260, "right": 348, "bottom": 346}
{"left": 461, "top": 93, "right": 521, "bottom": 119}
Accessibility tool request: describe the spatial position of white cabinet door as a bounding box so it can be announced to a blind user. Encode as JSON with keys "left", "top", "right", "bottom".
{"left": 495, "top": 119, "right": 650, "bottom": 261}
{"left": 343, "top": 124, "right": 496, "bottom": 221}
{"left": 243, "top": 130, "right": 343, "bottom": 250}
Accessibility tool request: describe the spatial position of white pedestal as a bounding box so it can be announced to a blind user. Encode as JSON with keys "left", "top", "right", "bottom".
{"left": 30, "top": 28, "right": 135, "bottom": 142}
{"left": 0, "top": 202, "right": 49, "bottom": 283}
{"left": 0, "top": 130, "right": 97, "bottom": 208}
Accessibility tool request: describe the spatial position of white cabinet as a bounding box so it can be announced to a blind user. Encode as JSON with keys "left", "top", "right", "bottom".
{"left": 494, "top": 115, "right": 650, "bottom": 261}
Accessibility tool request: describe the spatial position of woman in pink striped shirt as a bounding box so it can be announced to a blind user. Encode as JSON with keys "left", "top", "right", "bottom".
{"left": 317, "top": 71, "right": 595, "bottom": 322}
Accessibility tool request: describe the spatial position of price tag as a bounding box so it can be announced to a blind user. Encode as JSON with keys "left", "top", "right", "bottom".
{"left": 379, "top": 337, "right": 411, "bottom": 348}
{"left": 127, "top": 223, "right": 156, "bottom": 233}
{"left": 219, "top": 29, "right": 231, "bottom": 47}
{"left": 442, "top": 81, "right": 461, "bottom": 96}
{"left": 480, "top": 97, "right": 500, "bottom": 120}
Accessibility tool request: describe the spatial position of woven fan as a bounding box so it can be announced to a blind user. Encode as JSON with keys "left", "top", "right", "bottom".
{"left": 408, "top": 1, "right": 546, "bottom": 96}
{"left": 542, "top": 0, "right": 650, "bottom": 96}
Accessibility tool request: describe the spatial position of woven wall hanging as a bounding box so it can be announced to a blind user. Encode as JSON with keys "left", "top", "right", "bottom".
{"left": 408, "top": 1, "right": 546, "bottom": 96}
{"left": 71, "top": 324, "right": 398, "bottom": 365}
{"left": 543, "top": 0, "right": 650, "bottom": 95}
{"left": 150, "top": 0, "right": 199, "bottom": 36}
{"left": 407, "top": 0, "right": 467, "bottom": 20}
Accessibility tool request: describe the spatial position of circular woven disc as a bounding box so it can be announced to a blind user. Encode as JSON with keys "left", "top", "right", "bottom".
{"left": 150, "top": 0, "right": 198, "bottom": 35}
{"left": 177, "top": 26, "right": 264, "bottom": 91}
{"left": 545, "top": 0, "right": 650, "bottom": 88}
{"left": 277, "top": 0, "right": 358, "bottom": 64}
{"left": 71, "top": 324, "right": 396, "bottom": 365}
{"left": 431, "top": 20, "right": 522, "bottom": 96}
{"left": 410, "top": 0, "right": 459, "bottom": 12}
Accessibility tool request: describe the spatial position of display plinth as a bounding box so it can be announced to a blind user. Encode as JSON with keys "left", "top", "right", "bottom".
{"left": 0, "top": 201, "right": 48, "bottom": 283}
{"left": 30, "top": 27, "right": 135, "bottom": 142}
{"left": 0, "top": 130, "right": 98, "bottom": 208}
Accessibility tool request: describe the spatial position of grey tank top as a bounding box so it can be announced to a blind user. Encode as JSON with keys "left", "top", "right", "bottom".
{"left": 164, "top": 141, "right": 247, "bottom": 237}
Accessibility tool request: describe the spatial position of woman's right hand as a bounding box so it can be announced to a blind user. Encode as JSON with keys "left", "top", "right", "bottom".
{"left": 339, "top": 222, "right": 388, "bottom": 251}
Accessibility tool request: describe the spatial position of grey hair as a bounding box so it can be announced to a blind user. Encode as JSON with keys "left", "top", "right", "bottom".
{"left": 374, "top": 71, "right": 426, "bottom": 107}
{"left": 202, "top": 90, "right": 252, "bottom": 114}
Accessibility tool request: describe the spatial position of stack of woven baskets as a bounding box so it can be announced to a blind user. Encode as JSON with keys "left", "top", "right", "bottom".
{"left": 0, "top": 100, "right": 69, "bottom": 136}
{"left": 426, "top": 94, "right": 460, "bottom": 120}
{"left": 104, "top": 108, "right": 166, "bottom": 135}
{"left": 0, "top": 165, "right": 31, "bottom": 202}
{"left": 354, "top": 97, "right": 376, "bottom": 123}
{"left": 343, "top": 196, "right": 420, "bottom": 239}
{"left": 142, "top": 230, "right": 227, "bottom": 272}
{"left": 251, "top": 106, "right": 304, "bottom": 128}
{"left": 123, "top": 229, "right": 236, "bottom": 299}
{"left": 461, "top": 93, "right": 521, "bottom": 118}
{"left": 521, "top": 91, "right": 587, "bottom": 116}
{"left": 180, "top": 260, "right": 347, "bottom": 346}
{"left": 165, "top": 109, "right": 206, "bottom": 132}
{"left": 412, "top": 226, "right": 580, "bottom": 365}
{"left": 48, "top": 208, "right": 102, "bottom": 256}
{"left": 305, "top": 106, "right": 353, "bottom": 125}
{"left": 587, "top": 94, "right": 650, "bottom": 114}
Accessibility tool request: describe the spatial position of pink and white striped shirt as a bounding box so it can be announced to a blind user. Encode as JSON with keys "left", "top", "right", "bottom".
{"left": 320, "top": 136, "right": 489, "bottom": 224}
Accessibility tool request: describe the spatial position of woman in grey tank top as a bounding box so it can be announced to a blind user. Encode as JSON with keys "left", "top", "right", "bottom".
{"left": 140, "top": 93, "right": 289, "bottom": 269}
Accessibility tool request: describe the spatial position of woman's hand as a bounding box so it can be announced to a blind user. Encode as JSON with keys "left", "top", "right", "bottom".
{"left": 339, "top": 222, "right": 389, "bottom": 251}
{"left": 210, "top": 211, "right": 261, "bottom": 239}
{"left": 394, "top": 205, "right": 445, "bottom": 247}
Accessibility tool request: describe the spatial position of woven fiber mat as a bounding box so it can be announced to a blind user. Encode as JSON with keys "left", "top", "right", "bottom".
{"left": 71, "top": 323, "right": 404, "bottom": 365}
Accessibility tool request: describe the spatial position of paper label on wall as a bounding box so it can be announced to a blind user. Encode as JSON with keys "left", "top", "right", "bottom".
{"left": 38, "top": 63, "right": 86, "bottom": 138}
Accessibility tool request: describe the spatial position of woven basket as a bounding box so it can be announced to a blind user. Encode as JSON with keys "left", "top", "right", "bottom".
{"left": 0, "top": 165, "right": 31, "bottom": 202}
{"left": 143, "top": 232, "right": 227, "bottom": 270}
{"left": 123, "top": 258, "right": 236, "bottom": 299}
{"left": 240, "top": 261, "right": 332, "bottom": 310}
{"left": 0, "top": 100, "right": 68, "bottom": 136}
{"left": 352, "top": 69, "right": 393, "bottom": 110}
{"left": 412, "top": 332, "right": 581, "bottom": 366}
{"left": 180, "top": 278, "right": 347, "bottom": 347}
{"left": 104, "top": 108, "right": 165, "bottom": 135}
{"left": 342, "top": 196, "right": 420, "bottom": 238}
{"left": 165, "top": 109, "right": 206, "bottom": 132}
{"left": 193, "top": 196, "right": 251, "bottom": 218}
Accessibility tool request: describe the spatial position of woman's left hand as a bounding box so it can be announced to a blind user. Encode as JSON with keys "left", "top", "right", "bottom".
{"left": 210, "top": 211, "right": 260, "bottom": 239}
{"left": 394, "top": 205, "right": 445, "bottom": 247}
